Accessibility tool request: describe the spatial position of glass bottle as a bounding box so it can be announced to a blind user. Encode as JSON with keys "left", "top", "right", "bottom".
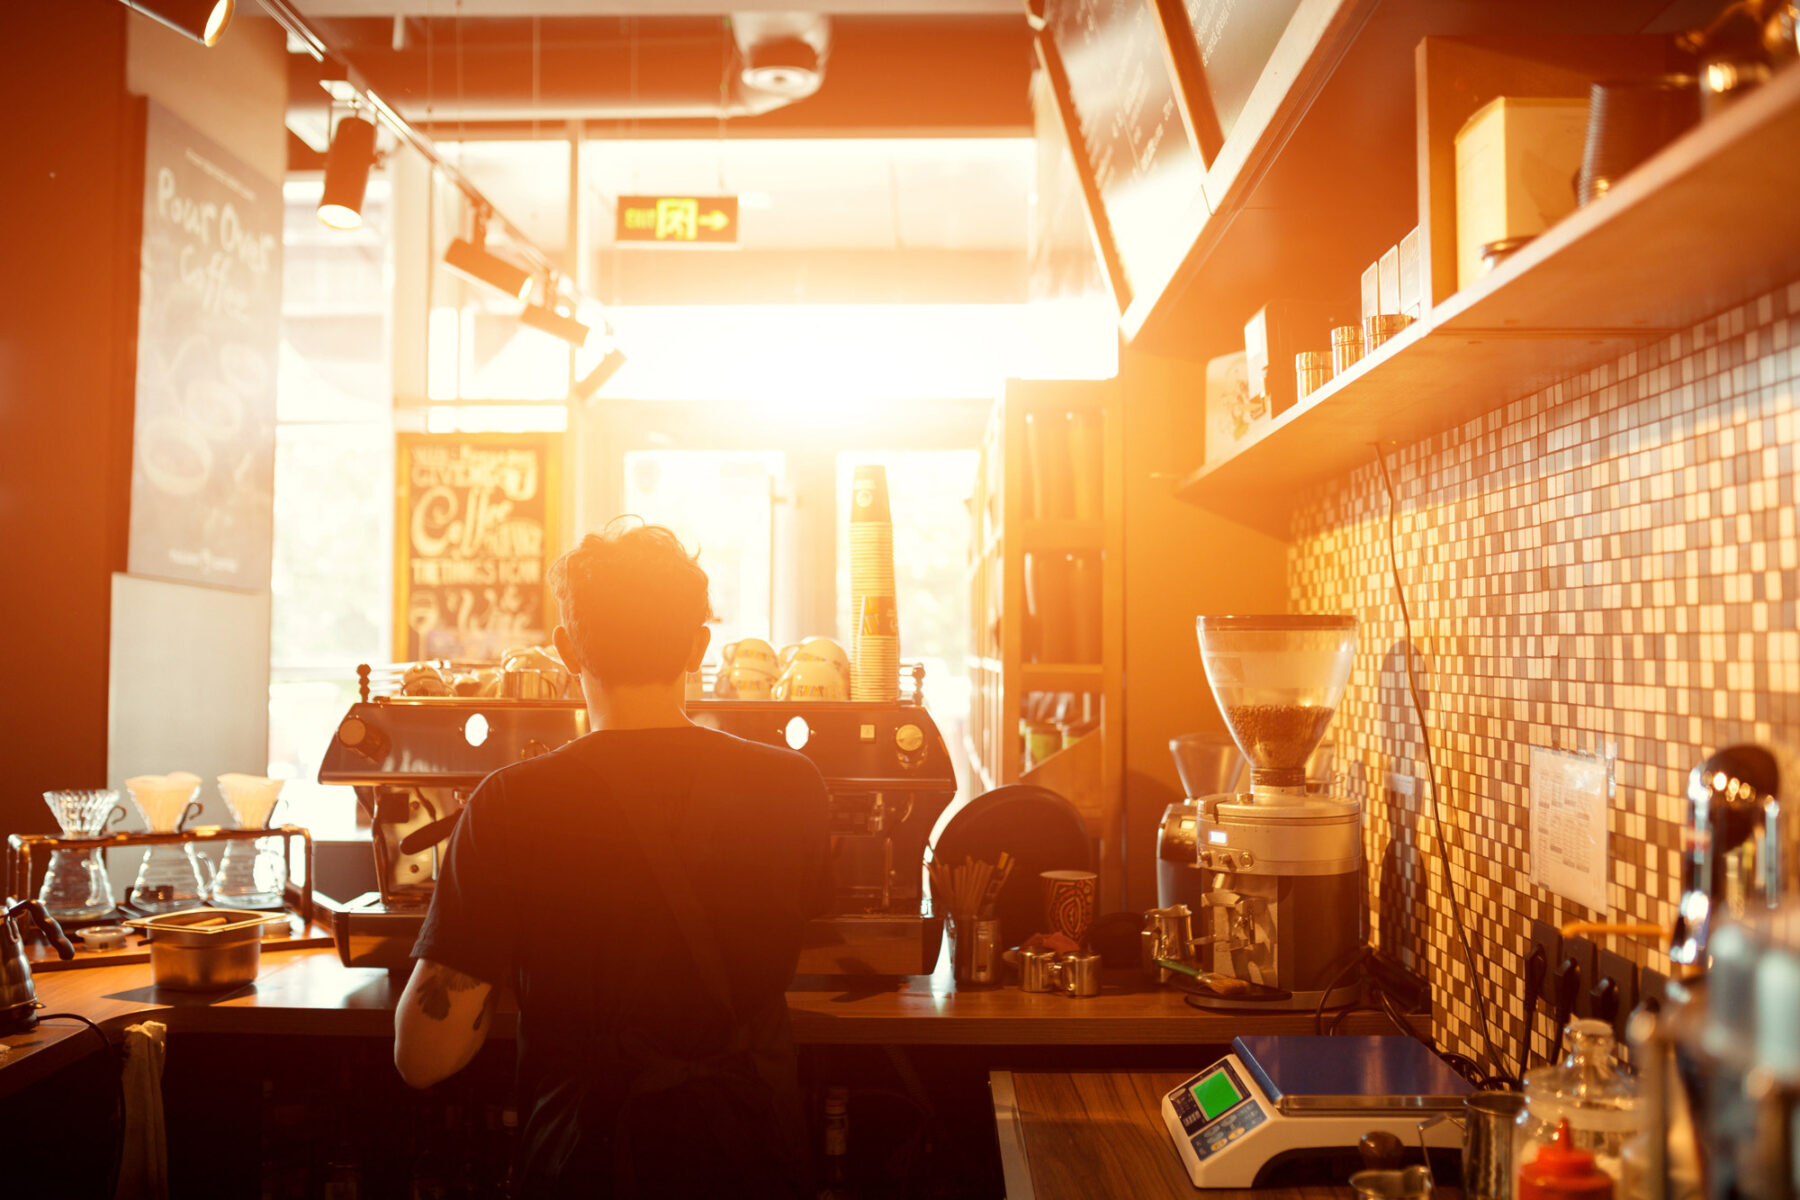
{"left": 125, "top": 773, "right": 212, "bottom": 913}
{"left": 39, "top": 790, "right": 121, "bottom": 920}
{"left": 1514, "top": 1019, "right": 1641, "bottom": 1189}
{"left": 213, "top": 774, "right": 287, "bottom": 909}
{"left": 821, "top": 1085, "right": 852, "bottom": 1200}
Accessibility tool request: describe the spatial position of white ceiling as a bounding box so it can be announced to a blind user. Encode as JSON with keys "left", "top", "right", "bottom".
{"left": 443, "top": 136, "right": 1032, "bottom": 254}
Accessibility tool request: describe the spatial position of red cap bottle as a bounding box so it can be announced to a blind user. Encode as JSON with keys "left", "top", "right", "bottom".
{"left": 1517, "top": 1117, "right": 1615, "bottom": 1200}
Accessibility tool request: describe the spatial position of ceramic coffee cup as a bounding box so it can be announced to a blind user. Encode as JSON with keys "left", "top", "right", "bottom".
{"left": 719, "top": 638, "right": 780, "bottom": 699}
{"left": 780, "top": 636, "right": 851, "bottom": 691}
{"left": 1040, "top": 869, "right": 1098, "bottom": 946}
{"left": 773, "top": 657, "right": 848, "bottom": 702}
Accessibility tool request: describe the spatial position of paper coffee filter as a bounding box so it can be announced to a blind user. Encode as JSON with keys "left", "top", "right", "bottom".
{"left": 218, "top": 773, "right": 284, "bottom": 829}
{"left": 126, "top": 772, "right": 202, "bottom": 832}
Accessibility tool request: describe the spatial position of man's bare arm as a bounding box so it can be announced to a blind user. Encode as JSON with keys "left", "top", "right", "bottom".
{"left": 394, "top": 959, "right": 498, "bottom": 1088}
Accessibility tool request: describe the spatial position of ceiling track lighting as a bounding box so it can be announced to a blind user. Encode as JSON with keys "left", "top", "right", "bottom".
{"left": 317, "top": 111, "right": 378, "bottom": 231}
{"left": 574, "top": 349, "right": 629, "bottom": 404}
{"left": 521, "top": 288, "right": 592, "bottom": 348}
{"left": 443, "top": 214, "right": 533, "bottom": 301}
{"left": 119, "top": 0, "right": 235, "bottom": 47}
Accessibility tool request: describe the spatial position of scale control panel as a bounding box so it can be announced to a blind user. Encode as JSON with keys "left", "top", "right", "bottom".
{"left": 1167, "top": 1061, "right": 1268, "bottom": 1163}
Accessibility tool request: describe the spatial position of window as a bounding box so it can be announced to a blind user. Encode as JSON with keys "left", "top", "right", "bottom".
{"left": 268, "top": 177, "right": 394, "bottom": 834}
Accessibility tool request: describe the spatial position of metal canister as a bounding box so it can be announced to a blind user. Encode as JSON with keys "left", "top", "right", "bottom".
{"left": 1330, "top": 324, "right": 1364, "bottom": 375}
{"left": 1141, "top": 905, "right": 1194, "bottom": 983}
{"left": 949, "top": 914, "right": 1000, "bottom": 988}
{"left": 1295, "top": 350, "right": 1331, "bottom": 398}
{"left": 1363, "top": 313, "right": 1413, "bottom": 352}
{"left": 1018, "top": 946, "right": 1058, "bottom": 993}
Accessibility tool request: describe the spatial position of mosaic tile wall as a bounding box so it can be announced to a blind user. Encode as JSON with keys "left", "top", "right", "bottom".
{"left": 1289, "top": 278, "right": 1800, "bottom": 1073}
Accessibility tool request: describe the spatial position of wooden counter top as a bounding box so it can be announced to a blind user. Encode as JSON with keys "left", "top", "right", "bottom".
{"left": 4, "top": 948, "right": 1410, "bottom": 1099}
{"left": 992, "top": 1069, "right": 1376, "bottom": 1200}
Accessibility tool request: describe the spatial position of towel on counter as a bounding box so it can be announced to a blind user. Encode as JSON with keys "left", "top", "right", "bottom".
{"left": 115, "top": 1020, "right": 169, "bottom": 1200}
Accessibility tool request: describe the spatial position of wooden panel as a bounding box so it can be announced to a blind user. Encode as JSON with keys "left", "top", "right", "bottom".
{"left": 1003, "top": 1069, "right": 1358, "bottom": 1200}
{"left": 1415, "top": 35, "right": 1679, "bottom": 311}
{"left": 1118, "top": 349, "right": 1287, "bottom": 909}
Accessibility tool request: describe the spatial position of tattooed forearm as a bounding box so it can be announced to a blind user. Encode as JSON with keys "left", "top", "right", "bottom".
{"left": 414, "top": 964, "right": 485, "bottom": 1021}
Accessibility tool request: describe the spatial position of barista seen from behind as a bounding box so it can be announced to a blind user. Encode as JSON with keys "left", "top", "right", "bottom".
{"left": 394, "top": 518, "right": 831, "bottom": 1199}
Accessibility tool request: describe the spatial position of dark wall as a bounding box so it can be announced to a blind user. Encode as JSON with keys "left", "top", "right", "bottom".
{"left": 0, "top": 1, "right": 137, "bottom": 838}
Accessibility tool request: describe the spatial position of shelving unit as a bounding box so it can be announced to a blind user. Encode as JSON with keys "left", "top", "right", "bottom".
{"left": 967, "top": 378, "right": 1125, "bottom": 897}
{"left": 1173, "top": 55, "right": 1800, "bottom": 536}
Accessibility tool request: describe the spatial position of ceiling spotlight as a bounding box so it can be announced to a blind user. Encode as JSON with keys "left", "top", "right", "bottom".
{"left": 573, "top": 349, "right": 628, "bottom": 403}
{"left": 521, "top": 302, "right": 591, "bottom": 347}
{"left": 443, "top": 220, "right": 532, "bottom": 301}
{"left": 120, "top": 0, "right": 235, "bottom": 47}
{"left": 317, "top": 113, "right": 377, "bottom": 230}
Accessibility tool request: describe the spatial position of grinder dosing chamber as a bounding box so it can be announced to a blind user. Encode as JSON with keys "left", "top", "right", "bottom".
{"left": 1187, "top": 615, "right": 1365, "bottom": 1009}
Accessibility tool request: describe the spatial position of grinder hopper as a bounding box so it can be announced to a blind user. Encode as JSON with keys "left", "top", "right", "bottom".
{"left": 1196, "top": 615, "right": 1356, "bottom": 803}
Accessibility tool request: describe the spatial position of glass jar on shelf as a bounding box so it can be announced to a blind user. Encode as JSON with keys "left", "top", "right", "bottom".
{"left": 1514, "top": 1018, "right": 1641, "bottom": 1189}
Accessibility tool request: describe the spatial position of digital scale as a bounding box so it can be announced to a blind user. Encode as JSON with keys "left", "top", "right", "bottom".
{"left": 1161, "top": 1036, "right": 1471, "bottom": 1187}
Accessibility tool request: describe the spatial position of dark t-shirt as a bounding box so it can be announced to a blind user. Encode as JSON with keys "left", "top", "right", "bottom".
{"left": 412, "top": 724, "right": 832, "bottom": 1198}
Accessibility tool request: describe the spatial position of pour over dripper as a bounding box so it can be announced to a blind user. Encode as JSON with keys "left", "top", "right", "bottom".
{"left": 39, "top": 790, "right": 124, "bottom": 920}
{"left": 1196, "top": 615, "right": 1356, "bottom": 801}
{"left": 124, "top": 773, "right": 213, "bottom": 913}
{"left": 212, "top": 774, "right": 286, "bottom": 910}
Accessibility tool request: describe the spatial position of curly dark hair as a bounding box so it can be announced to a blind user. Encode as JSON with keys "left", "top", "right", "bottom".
{"left": 548, "top": 517, "right": 712, "bottom": 686}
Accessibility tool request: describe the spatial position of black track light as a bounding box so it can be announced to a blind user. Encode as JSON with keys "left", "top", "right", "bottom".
{"left": 521, "top": 302, "right": 591, "bottom": 347}
{"left": 120, "top": 0, "right": 235, "bottom": 47}
{"left": 573, "top": 349, "right": 628, "bottom": 403}
{"left": 318, "top": 114, "right": 377, "bottom": 230}
{"left": 443, "top": 229, "right": 533, "bottom": 301}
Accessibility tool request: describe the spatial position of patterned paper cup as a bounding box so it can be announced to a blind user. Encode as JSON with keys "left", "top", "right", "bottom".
{"left": 1041, "top": 869, "right": 1098, "bottom": 945}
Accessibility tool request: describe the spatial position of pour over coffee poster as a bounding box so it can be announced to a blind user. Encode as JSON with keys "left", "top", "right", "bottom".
{"left": 394, "top": 433, "right": 561, "bottom": 663}
{"left": 128, "top": 101, "right": 283, "bottom": 591}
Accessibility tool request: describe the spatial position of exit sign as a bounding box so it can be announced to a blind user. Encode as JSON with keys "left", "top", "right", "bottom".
{"left": 615, "top": 195, "right": 738, "bottom": 245}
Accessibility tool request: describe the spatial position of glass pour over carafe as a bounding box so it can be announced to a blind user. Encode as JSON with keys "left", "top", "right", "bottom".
{"left": 212, "top": 774, "right": 286, "bottom": 910}
{"left": 39, "top": 790, "right": 124, "bottom": 920}
{"left": 124, "top": 773, "right": 214, "bottom": 914}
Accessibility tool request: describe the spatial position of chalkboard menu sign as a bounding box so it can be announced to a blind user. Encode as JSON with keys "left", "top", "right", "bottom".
{"left": 394, "top": 433, "right": 561, "bottom": 662}
{"left": 1041, "top": 0, "right": 1207, "bottom": 309}
{"left": 1176, "top": 0, "right": 1302, "bottom": 144}
{"left": 128, "top": 101, "right": 283, "bottom": 590}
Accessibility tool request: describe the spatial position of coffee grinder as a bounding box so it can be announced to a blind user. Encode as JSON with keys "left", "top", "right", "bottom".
{"left": 1185, "top": 614, "right": 1365, "bottom": 1011}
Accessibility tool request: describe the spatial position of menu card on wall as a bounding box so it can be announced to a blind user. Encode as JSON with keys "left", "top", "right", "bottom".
{"left": 1043, "top": 0, "right": 1206, "bottom": 306}
{"left": 1177, "top": 0, "right": 1302, "bottom": 145}
{"left": 128, "top": 101, "right": 283, "bottom": 591}
{"left": 394, "top": 434, "right": 561, "bottom": 663}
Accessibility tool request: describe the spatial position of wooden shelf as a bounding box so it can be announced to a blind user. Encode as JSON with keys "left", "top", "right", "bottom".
{"left": 1174, "top": 61, "right": 1800, "bottom": 537}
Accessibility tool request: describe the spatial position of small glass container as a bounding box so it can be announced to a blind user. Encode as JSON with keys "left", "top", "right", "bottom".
{"left": 1513, "top": 1019, "right": 1640, "bottom": 1190}
{"left": 1330, "top": 325, "right": 1364, "bottom": 375}
{"left": 1296, "top": 350, "right": 1331, "bottom": 397}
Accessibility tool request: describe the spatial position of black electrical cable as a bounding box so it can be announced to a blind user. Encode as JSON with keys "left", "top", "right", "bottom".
{"left": 1314, "top": 948, "right": 1369, "bottom": 1035}
{"left": 39, "top": 1013, "right": 124, "bottom": 1196}
{"left": 1372, "top": 445, "right": 1506, "bottom": 1082}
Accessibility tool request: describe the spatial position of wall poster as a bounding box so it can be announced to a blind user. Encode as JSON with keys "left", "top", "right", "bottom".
{"left": 394, "top": 433, "right": 561, "bottom": 663}
{"left": 128, "top": 100, "right": 283, "bottom": 590}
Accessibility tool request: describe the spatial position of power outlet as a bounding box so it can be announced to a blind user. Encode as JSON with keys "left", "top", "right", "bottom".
{"left": 1529, "top": 920, "right": 1563, "bottom": 1005}
{"left": 1597, "top": 948, "right": 1639, "bottom": 1042}
{"left": 1565, "top": 935, "right": 1598, "bottom": 1019}
{"left": 1640, "top": 966, "right": 1672, "bottom": 1013}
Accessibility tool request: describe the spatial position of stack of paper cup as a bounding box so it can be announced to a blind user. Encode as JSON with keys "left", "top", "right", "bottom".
{"left": 849, "top": 463, "right": 899, "bottom": 701}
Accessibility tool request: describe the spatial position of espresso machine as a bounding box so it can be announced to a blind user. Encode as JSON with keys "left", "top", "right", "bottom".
{"left": 1181, "top": 615, "right": 1366, "bottom": 1011}
{"left": 318, "top": 663, "right": 955, "bottom": 975}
